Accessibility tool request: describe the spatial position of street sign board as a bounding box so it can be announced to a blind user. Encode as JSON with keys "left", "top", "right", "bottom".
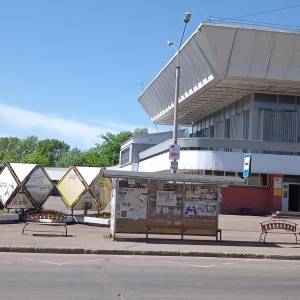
{"left": 169, "top": 144, "right": 180, "bottom": 160}
{"left": 243, "top": 153, "right": 251, "bottom": 178}
{"left": 170, "top": 160, "right": 178, "bottom": 170}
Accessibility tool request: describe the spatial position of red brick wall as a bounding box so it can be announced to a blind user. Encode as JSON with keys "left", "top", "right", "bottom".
{"left": 220, "top": 174, "right": 282, "bottom": 215}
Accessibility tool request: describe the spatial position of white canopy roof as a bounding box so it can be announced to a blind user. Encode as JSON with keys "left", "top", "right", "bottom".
{"left": 138, "top": 22, "right": 300, "bottom": 126}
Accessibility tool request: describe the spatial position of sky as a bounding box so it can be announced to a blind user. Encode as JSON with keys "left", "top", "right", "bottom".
{"left": 1, "top": 0, "right": 300, "bottom": 150}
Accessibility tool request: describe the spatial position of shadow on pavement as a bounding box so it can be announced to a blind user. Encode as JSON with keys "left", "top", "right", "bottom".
{"left": 114, "top": 236, "right": 290, "bottom": 248}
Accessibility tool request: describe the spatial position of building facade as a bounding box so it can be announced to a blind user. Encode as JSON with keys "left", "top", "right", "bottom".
{"left": 120, "top": 22, "right": 300, "bottom": 215}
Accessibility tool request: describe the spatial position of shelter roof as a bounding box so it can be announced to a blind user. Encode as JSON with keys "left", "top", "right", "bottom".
{"left": 101, "top": 169, "right": 244, "bottom": 185}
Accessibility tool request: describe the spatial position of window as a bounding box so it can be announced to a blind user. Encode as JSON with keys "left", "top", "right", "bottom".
{"left": 120, "top": 147, "right": 130, "bottom": 165}
{"left": 254, "top": 93, "right": 277, "bottom": 110}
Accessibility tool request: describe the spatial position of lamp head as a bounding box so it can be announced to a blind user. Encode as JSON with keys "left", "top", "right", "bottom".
{"left": 167, "top": 41, "right": 174, "bottom": 46}
{"left": 184, "top": 12, "right": 191, "bottom": 23}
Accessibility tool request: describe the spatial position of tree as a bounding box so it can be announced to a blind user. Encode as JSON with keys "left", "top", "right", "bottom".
{"left": 35, "top": 139, "right": 70, "bottom": 167}
{"left": 0, "top": 137, "right": 22, "bottom": 163}
{"left": 133, "top": 127, "right": 148, "bottom": 135}
{"left": 55, "top": 148, "right": 86, "bottom": 167}
{"left": 87, "top": 131, "right": 133, "bottom": 167}
{"left": 20, "top": 152, "right": 49, "bottom": 166}
{"left": 20, "top": 136, "right": 38, "bottom": 156}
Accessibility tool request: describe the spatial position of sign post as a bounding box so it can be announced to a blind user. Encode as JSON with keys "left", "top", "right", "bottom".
{"left": 169, "top": 145, "right": 180, "bottom": 173}
{"left": 243, "top": 153, "right": 251, "bottom": 178}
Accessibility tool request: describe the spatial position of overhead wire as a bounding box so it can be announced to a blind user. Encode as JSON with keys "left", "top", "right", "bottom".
{"left": 207, "top": 4, "right": 300, "bottom": 30}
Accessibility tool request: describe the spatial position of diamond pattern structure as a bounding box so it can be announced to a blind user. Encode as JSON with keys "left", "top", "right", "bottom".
{"left": 24, "top": 165, "right": 54, "bottom": 208}
{"left": 2, "top": 163, "right": 54, "bottom": 209}
{"left": 56, "top": 167, "right": 87, "bottom": 208}
{"left": 0, "top": 165, "right": 19, "bottom": 208}
{"left": 90, "top": 175, "right": 112, "bottom": 210}
{"left": 73, "top": 190, "right": 99, "bottom": 210}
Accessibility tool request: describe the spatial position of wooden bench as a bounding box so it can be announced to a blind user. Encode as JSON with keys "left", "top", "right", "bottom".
{"left": 146, "top": 226, "right": 222, "bottom": 241}
{"left": 22, "top": 213, "right": 68, "bottom": 236}
{"left": 259, "top": 219, "right": 299, "bottom": 243}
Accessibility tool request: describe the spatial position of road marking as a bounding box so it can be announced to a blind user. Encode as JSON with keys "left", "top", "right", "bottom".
{"left": 16, "top": 257, "right": 107, "bottom": 266}
{"left": 192, "top": 264, "right": 215, "bottom": 268}
{"left": 162, "top": 260, "right": 215, "bottom": 268}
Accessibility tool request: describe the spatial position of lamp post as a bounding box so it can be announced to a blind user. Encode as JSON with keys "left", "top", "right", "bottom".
{"left": 168, "top": 12, "right": 191, "bottom": 174}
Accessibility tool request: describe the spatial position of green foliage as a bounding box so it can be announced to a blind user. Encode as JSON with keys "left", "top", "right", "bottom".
{"left": 88, "top": 212, "right": 111, "bottom": 219}
{"left": 86, "top": 131, "right": 133, "bottom": 167}
{"left": 35, "top": 139, "right": 70, "bottom": 167}
{"left": 0, "top": 137, "right": 22, "bottom": 162}
{"left": 55, "top": 148, "right": 86, "bottom": 167}
{"left": 0, "top": 127, "right": 148, "bottom": 167}
{"left": 20, "top": 152, "right": 49, "bottom": 165}
{"left": 133, "top": 127, "right": 148, "bottom": 135}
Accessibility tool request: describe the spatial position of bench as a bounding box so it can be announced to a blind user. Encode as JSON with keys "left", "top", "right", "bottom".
{"left": 22, "top": 213, "right": 68, "bottom": 236}
{"left": 259, "top": 219, "right": 299, "bottom": 243}
{"left": 146, "top": 226, "right": 222, "bottom": 241}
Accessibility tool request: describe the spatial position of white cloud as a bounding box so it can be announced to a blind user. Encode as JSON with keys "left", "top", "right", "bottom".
{"left": 0, "top": 103, "right": 155, "bottom": 150}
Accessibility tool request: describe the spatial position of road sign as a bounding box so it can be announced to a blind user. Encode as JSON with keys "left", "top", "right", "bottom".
{"left": 243, "top": 153, "right": 251, "bottom": 178}
{"left": 170, "top": 160, "right": 178, "bottom": 170}
{"left": 169, "top": 144, "right": 180, "bottom": 160}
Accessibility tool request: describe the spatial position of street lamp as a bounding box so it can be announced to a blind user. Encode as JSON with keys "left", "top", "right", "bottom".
{"left": 168, "top": 12, "right": 191, "bottom": 174}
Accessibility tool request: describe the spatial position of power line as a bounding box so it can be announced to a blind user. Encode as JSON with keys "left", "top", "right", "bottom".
{"left": 208, "top": 16, "right": 300, "bottom": 30}
{"left": 233, "top": 4, "right": 300, "bottom": 19}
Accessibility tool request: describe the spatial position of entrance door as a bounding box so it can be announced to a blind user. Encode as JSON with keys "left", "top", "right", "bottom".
{"left": 288, "top": 184, "right": 300, "bottom": 212}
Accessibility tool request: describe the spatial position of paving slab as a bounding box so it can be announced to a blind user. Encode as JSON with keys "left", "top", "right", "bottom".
{"left": 1, "top": 214, "right": 300, "bottom": 260}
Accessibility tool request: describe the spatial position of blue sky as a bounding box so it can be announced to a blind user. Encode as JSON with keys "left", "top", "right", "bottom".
{"left": 1, "top": 0, "right": 300, "bottom": 150}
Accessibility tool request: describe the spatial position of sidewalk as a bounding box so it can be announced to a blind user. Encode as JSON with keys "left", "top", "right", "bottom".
{"left": 1, "top": 214, "right": 300, "bottom": 260}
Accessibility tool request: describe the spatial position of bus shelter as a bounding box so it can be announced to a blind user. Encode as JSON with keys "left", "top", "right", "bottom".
{"left": 101, "top": 169, "right": 244, "bottom": 241}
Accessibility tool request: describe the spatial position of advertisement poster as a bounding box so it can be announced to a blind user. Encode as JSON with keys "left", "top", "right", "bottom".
{"left": 116, "top": 188, "right": 148, "bottom": 220}
{"left": 7, "top": 190, "right": 35, "bottom": 209}
{"left": 274, "top": 177, "right": 282, "bottom": 196}
{"left": 57, "top": 169, "right": 86, "bottom": 207}
{"left": 90, "top": 177, "right": 112, "bottom": 208}
{"left": 156, "top": 190, "right": 177, "bottom": 206}
{"left": 73, "top": 191, "right": 99, "bottom": 210}
{"left": 25, "top": 167, "right": 53, "bottom": 207}
{"left": 184, "top": 200, "right": 217, "bottom": 217}
{"left": 0, "top": 167, "right": 18, "bottom": 206}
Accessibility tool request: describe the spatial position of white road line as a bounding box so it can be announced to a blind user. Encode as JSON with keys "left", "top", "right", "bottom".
{"left": 192, "top": 264, "right": 215, "bottom": 268}
{"left": 162, "top": 261, "right": 215, "bottom": 268}
{"left": 16, "top": 257, "right": 106, "bottom": 266}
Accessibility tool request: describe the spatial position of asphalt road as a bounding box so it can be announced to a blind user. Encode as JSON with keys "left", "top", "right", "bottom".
{"left": 0, "top": 253, "right": 300, "bottom": 299}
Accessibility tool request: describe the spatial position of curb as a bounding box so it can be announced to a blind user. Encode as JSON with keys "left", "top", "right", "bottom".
{"left": 1, "top": 246, "right": 300, "bottom": 260}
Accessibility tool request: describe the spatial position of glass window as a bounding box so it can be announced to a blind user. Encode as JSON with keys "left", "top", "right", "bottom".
{"left": 214, "top": 111, "right": 219, "bottom": 123}
{"left": 220, "top": 108, "right": 225, "bottom": 121}
{"left": 254, "top": 93, "right": 277, "bottom": 110}
{"left": 205, "top": 116, "right": 209, "bottom": 128}
{"left": 210, "top": 114, "right": 214, "bottom": 125}
{"left": 225, "top": 171, "right": 236, "bottom": 177}
{"left": 237, "top": 99, "right": 243, "bottom": 114}
{"left": 120, "top": 147, "right": 130, "bottom": 165}
{"left": 278, "top": 95, "right": 296, "bottom": 111}
{"left": 225, "top": 105, "right": 230, "bottom": 119}
{"left": 242, "top": 94, "right": 252, "bottom": 111}
{"left": 230, "top": 102, "right": 237, "bottom": 116}
{"left": 214, "top": 170, "right": 225, "bottom": 176}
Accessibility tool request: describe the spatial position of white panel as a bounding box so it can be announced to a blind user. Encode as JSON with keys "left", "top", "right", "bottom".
{"left": 227, "top": 28, "right": 272, "bottom": 78}
{"left": 267, "top": 32, "right": 300, "bottom": 81}
{"left": 75, "top": 167, "right": 102, "bottom": 186}
{"left": 138, "top": 149, "right": 300, "bottom": 176}
{"left": 10, "top": 163, "right": 37, "bottom": 183}
{"left": 199, "top": 24, "right": 237, "bottom": 78}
